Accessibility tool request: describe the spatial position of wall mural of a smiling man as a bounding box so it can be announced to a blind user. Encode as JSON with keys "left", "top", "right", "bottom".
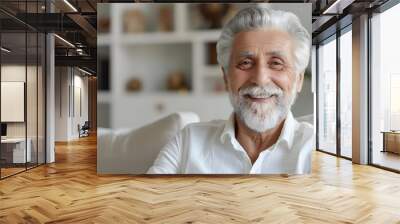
{"left": 147, "top": 6, "right": 314, "bottom": 174}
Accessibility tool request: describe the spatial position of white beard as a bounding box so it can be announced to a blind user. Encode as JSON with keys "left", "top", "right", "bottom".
{"left": 228, "top": 82, "right": 297, "bottom": 133}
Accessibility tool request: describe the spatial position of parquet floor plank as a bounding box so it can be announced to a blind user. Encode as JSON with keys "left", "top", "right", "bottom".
{"left": 1, "top": 135, "right": 400, "bottom": 223}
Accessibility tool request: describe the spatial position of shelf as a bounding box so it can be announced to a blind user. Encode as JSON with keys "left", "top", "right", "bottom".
{"left": 98, "top": 3, "right": 235, "bottom": 129}
{"left": 118, "top": 30, "right": 220, "bottom": 45}
{"left": 189, "top": 30, "right": 221, "bottom": 41}
{"left": 120, "top": 32, "right": 188, "bottom": 45}
{"left": 121, "top": 92, "right": 194, "bottom": 98}
{"left": 116, "top": 42, "right": 192, "bottom": 94}
{"left": 186, "top": 4, "right": 245, "bottom": 32}
{"left": 118, "top": 3, "right": 175, "bottom": 34}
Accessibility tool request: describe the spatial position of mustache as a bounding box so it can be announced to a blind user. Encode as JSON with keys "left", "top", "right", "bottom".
{"left": 238, "top": 84, "right": 283, "bottom": 98}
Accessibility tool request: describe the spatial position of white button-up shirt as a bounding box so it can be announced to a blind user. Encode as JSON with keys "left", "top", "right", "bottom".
{"left": 147, "top": 112, "right": 314, "bottom": 174}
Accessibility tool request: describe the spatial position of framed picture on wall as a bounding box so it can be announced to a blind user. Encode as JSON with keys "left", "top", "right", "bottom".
{"left": 1, "top": 81, "right": 25, "bottom": 122}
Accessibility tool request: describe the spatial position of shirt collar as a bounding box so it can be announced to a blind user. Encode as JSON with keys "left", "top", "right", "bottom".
{"left": 219, "top": 111, "right": 298, "bottom": 150}
{"left": 220, "top": 113, "right": 236, "bottom": 144}
{"left": 277, "top": 111, "right": 297, "bottom": 149}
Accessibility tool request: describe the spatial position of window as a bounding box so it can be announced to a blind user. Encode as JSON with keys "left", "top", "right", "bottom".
{"left": 339, "top": 28, "right": 352, "bottom": 158}
{"left": 370, "top": 2, "right": 400, "bottom": 171}
{"left": 318, "top": 36, "right": 337, "bottom": 155}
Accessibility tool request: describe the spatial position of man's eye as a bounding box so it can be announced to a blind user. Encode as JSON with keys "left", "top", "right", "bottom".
{"left": 269, "top": 60, "right": 284, "bottom": 70}
{"left": 237, "top": 59, "right": 253, "bottom": 70}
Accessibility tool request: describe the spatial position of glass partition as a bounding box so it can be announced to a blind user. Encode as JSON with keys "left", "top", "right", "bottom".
{"left": 317, "top": 35, "right": 337, "bottom": 155}
{"left": 1, "top": 31, "right": 28, "bottom": 177}
{"left": 371, "top": 3, "right": 400, "bottom": 171}
{"left": 27, "top": 30, "right": 38, "bottom": 169}
{"left": 339, "top": 28, "right": 352, "bottom": 158}
{"left": 0, "top": 1, "right": 46, "bottom": 179}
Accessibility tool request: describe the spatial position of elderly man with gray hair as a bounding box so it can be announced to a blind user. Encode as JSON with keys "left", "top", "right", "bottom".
{"left": 148, "top": 6, "right": 314, "bottom": 174}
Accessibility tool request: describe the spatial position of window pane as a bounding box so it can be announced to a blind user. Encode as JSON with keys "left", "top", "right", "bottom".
{"left": 318, "top": 37, "right": 337, "bottom": 155}
{"left": 1, "top": 31, "right": 28, "bottom": 178}
{"left": 340, "top": 29, "right": 352, "bottom": 158}
{"left": 27, "top": 31, "right": 38, "bottom": 169}
{"left": 371, "top": 3, "right": 400, "bottom": 171}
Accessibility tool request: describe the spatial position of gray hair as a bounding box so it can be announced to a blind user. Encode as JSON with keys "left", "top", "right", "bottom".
{"left": 216, "top": 6, "right": 311, "bottom": 75}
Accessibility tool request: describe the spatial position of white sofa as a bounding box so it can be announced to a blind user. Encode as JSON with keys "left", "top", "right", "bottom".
{"left": 296, "top": 114, "right": 313, "bottom": 125}
{"left": 97, "top": 112, "right": 313, "bottom": 174}
{"left": 97, "top": 112, "right": 200, "bottom": 174}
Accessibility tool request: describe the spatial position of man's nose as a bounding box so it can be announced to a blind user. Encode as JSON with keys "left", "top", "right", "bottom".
{"left": 250, "top": 62, "right": 273, "bottom": 86}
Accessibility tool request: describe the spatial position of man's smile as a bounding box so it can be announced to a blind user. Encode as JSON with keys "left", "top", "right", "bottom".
{"left": 244, "top": 94, "right": 277, "bottom": 103}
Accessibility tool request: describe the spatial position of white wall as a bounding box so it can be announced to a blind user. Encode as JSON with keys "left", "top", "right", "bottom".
{"left": 72, "top": 73, "right": 89, "bottom": 137}
{"left": 1, "top": 65, "right": 38, "bottom": 137}
{"left": 55, "top": 66, "right": 68, "bottom": 141}
{"left": 2, "top": 64, "right": 47, "bottom": 163}
{"left": 55, "top": 67, "right": 89, "bottom": 141}
{"left": 292, "top": 77, "right": 314, "bottom": 117}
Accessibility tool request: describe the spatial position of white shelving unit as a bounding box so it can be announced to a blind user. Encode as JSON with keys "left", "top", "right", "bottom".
{"left": 98, "top": 3, "right": 315, "bottom": 129}
{"left": 98, "top": 3, "right": 234, "bottom": 129}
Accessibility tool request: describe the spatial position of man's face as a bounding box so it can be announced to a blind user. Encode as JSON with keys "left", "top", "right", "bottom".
{"left": 224, "top": 29, "right": 304, "bottom": 132}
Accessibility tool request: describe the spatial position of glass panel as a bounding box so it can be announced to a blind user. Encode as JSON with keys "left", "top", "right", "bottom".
{"left": 318, "top": 36, "right": 337, "bottom": 154}
{"left": 0, "top": 0, "right": 46, "bottom": 178}
{"left": 1, "top": 31, "right": 27, "bottom": 177}
{"left": 27, "top": 31, "right": 38, "bottom": 169}
{"left": 340, "top": 29, "right": 352, "bottom": 158}
{"left": 371, "top": 3, "right": 400, "bottom": 171}
{"left": 27, "top": 0, "right": 38, "bottom": 168}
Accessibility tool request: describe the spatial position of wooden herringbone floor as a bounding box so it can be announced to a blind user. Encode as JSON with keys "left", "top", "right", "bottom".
{"left": 1, "top": 135, "right": 400, "bottom": 223}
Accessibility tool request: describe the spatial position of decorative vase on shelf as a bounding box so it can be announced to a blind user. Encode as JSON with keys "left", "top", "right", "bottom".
{"left": 166, "top": 71, "right": 189, "bottom": 93}
{"left": 98, "top": 17, "right": 110, "bottom": 33}
{"left": 123, "top": 9, "right": 146, "bottom": 33}
{"left": 198, "top": 4, "right": 231, "bottom": 29}
{"left": 158, "top": 6, "right": 173, "bottom": 32}
{"left": 126, "top": 78, "right": 142, "bottom": 92}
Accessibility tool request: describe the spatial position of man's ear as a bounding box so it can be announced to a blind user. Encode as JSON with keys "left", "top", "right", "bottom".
{"left": 296, "top": 72, "right": 304, "bottom": 93}
{"left": 222, "top": 67, "right": 229, "bottom": 91}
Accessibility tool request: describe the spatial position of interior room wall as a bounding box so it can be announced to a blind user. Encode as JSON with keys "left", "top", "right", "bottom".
{"left": 292, "top": 77, "right": 314, "bottom": 117}
{"left": 1, "top": 65, "right": 39, "bottom": 139}
{"left": 72, "top": 73, "right": 89, "bottom": 137}
{"left": 55, "top": 67, "right": 89, "bottom": 141}
{"left": 55, "top": 66, "right": 69, "bottom": 141}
